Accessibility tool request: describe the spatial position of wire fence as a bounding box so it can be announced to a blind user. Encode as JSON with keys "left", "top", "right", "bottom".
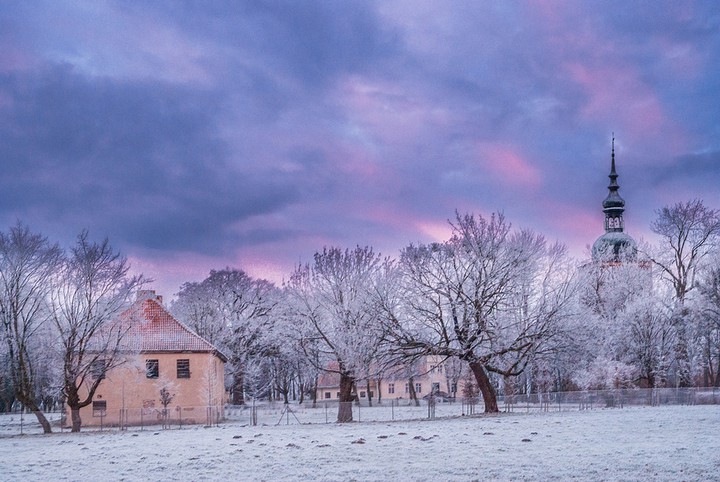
{"left": 1, "top": 387, "right": 718, "bottom": 436}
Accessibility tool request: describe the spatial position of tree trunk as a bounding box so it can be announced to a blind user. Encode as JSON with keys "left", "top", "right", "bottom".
{"left": 70, "top": 407, "right": 82, "bottom": 432}
{"left": 469, "top": 361, "right": 499, "bottom": 413}
{"left": 232, "top": 370, "right": 245, "bottom": 405}
{"left": 408, "top": 377, "right": 420, "bottom": 406}
{"left": 311, "top": 375, "right": 318, "bottom": 408}
{"left": 377, "top": 378, "right": 382, "bottom": 405}
{"left": 298, "top": 381, "right": 305, "bottom": 405}
{"left": 366, "top": 380, "right": 372, "bottom": 407}
{"left": 337, "top": 371, "right": 354, "bottom": 423}
{"left": 18, "top": 395, "right": 52, "bottom": 434}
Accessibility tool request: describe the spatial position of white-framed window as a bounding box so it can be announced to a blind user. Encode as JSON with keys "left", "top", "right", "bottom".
{"left": 415, "top": 383, "right": 422, "bottom": 393}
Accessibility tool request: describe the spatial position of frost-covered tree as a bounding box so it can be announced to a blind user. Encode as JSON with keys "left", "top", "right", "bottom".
{"left": 0, "top": 223, "right": 61, "bottom": 433}
{"left": 622, "top": 291, "right": 675, "bottom": 388}
{"left": 382, "top": 213, "right": 578, "bottom": 413}
{"left": 48, "top": 232, "right": 144, "bottom": 432}
{"left": 284, "top": 246, "right": 390, "bottom": 422}
{"left": 648, "top": 199, "right": 720, "bottom": 386}
{"left": 575, "top": 248, "right": 659, "bottom": 388}
{"left": 172, "top": 268, "right": 276, "bottom": 404}
{"left": 696, "top": 262, "right": 720, "bottom": 386}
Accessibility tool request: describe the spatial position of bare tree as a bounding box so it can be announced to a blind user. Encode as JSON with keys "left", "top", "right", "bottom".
{"left": 696, "top": 263, "right": 720, "bottom": 387}
{"left": 575, "top": 246, "right": 667, "bottom": 389}
{"left": 649, "top": 200, "right": 720, "bottom": 302}
{"left": 648, "top": 199, "right": 720, "bottom": 386}
{"left": 172, "top": 268, "right": 276, "bottom": 405}
{"left": 382, "top": 212, "right": 578, "bottom": 413}
{"left": 0, "top": 223, "right": 61, "bottom": 433}
{"left": 623, "top": 291, "right": 675, "bottom": 388}
{"left": 49, "top": 232, "right": 144, "bottom": 432}
{"left": 284, "top": 246, "right": 390, "bottom": 422}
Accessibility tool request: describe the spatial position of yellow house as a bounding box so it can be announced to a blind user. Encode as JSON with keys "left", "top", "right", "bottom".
{"left": 69, "top": 291, "right": 227, "bottom": 428}
{"left": 316, "top": 356, "right": 466, "bottom": 402}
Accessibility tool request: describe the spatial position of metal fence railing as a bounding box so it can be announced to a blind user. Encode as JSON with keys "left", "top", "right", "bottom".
{"left": 0, "top": 405, "right": 224, "bottom": 436}
{"left": 500, "top": 387, "right": 720, "bottom": 412}
{"left": 1, "top": 388, "right": 718, "bottom": 436}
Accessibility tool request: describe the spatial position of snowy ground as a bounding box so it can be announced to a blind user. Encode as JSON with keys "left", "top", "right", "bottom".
{"left": 1, "top": 405, "right": 719, "bottom": 481}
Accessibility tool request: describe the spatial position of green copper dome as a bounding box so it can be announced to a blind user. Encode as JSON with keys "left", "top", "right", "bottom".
{"left": 592, "top": 135, "right": 637, "bottom": 263}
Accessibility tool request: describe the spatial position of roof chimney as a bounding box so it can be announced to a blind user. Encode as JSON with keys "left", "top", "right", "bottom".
{"left": 136, "top": 289, "right": 159, "bottom": 302}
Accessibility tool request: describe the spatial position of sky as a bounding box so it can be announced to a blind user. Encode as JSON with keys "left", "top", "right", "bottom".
{"left": 1, "top": 1, "right": 719, "bottom": 298}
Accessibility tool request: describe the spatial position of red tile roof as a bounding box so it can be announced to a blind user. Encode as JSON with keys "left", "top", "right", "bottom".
{"left": 120, "top": 297, "right": 227, "bottom": 362}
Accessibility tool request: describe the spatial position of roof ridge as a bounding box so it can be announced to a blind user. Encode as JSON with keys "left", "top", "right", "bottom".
{"left": 145, "top": 298, "right": 228, "bottom": 360}
{"left": 118, "top": 298, "right": 228, "bottom": 362}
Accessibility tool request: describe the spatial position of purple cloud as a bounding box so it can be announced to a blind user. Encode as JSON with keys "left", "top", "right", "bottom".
{"left": 0, "top": 0, "right": 718, "bottom": 296}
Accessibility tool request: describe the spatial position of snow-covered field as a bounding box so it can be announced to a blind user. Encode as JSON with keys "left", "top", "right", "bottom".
{"left": 1, "top": 405, "right": 718, "bottom": 481}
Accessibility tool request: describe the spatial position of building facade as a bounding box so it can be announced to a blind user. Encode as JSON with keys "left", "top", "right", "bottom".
{"left": 68, "top": 291, "right": 227, "bottom": 428}
{"left": 316, "top": 356, "right": 467, "bottom": 403}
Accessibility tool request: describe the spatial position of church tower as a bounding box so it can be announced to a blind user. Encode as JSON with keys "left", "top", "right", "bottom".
{"left": 592, "top": 135, "right": 637, "bottom": 263}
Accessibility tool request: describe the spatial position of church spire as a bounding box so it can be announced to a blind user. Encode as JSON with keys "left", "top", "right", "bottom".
{"left": 610, "top": 133, "right": 617, "bottom": 180}
{"left": 602, "top": 133, "right": 625, "bottom": 233}
{"left": 591, "top": 134, "right": 638, "bottom": 262}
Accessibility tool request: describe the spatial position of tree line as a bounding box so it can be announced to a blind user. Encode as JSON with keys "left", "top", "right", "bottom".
{"left": 2, "top": 199, "right": 719, "bottom": 429}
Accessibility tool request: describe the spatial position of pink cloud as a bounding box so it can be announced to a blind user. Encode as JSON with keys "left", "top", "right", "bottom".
{"left": 334, "top": 75, "right": 456, "bottom": 149}
{"left": 475, "top": 142, "right": 542, "bottom": 187}
{"left": 527, "top": 1, "right": 690, "bottom": 156}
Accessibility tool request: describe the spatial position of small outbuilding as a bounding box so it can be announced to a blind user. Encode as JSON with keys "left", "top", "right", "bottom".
{"left": 67, "top": 290, "right": 227, "bottom": 428}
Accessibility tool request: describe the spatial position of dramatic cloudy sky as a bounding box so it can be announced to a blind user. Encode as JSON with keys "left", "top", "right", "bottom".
{"left": 1, "top": 1, "right": 719, "bottom": 297}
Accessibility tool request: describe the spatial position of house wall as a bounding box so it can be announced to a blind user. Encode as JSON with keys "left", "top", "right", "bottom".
{"left": 315, "top": 356, "right": 467, "bottom": 402}
{"left": 70, "top": 352, "right": 225, "bottom": 428}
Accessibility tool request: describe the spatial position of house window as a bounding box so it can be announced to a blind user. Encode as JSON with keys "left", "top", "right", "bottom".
{"left": 432, "top": 382, "right": 440, "bottom": 393}
{"left": 92, "top": 400, "right": 107, "bottom": 417}
{"left": 360, "top": 391, "right": 366, "bottom": 398}
{"left": 90, "top": 359, "right": 106, "bottom": 380}
{"left": 336, "top": 392, "right": 340, "bottom": 398}
{"left": 451, "top": 383, "right": 457, "bottom": 394}
{"left": 405, "top": 383, "right": 409, "bottom": 393}
{"left": 369, "top": 391, "right": 374, "bottom": 398}
{"left": 177, "top": 359, "right": 190, "bottom": 378}
{"left": 324, "top": 392, "right": 331, "bottom": 399}
{"left": 415, "top": 383, "right": 422, "bottom": 393}
{"left": 388, "top": 383, "right": 395, "bottom": 394}
{"left": 146, "top": 359, "right": 159, "bottom": 379}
